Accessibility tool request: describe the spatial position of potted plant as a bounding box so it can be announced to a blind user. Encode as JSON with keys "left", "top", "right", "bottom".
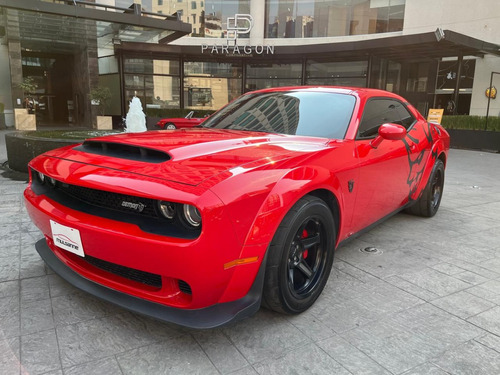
{"left": 89, "top": 86, "right": 112, "bottom": 129}
{"left": 15, "top": 77, "right": 38, "bottom": 130}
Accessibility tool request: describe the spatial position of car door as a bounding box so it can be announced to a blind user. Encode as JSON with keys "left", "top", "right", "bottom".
{"left": 349, "top": 97, "right": 421, "bottom": 234}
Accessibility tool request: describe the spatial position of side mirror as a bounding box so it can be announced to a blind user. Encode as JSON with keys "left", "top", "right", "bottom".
{"left": 370, "top": 123, "right": 407, "bottom": 148}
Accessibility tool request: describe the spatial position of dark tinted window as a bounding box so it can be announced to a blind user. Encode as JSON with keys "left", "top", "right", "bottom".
{"left": 203, "top": 91, "right": 356, "bottom": 139}
{"left": 358, "top": 99, "right": 415, "bottom": 138}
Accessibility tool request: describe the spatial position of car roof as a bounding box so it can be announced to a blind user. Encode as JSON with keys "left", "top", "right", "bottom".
{"left": 246, "top": 86, "right": 405, "bottom": 101}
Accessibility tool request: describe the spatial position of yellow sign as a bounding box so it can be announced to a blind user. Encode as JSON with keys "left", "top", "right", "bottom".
{"left": 486, "top": 86, "right": 497, "bottom": 99}
{"left": 427, "top": 108, "right": 444, "bottom": 124}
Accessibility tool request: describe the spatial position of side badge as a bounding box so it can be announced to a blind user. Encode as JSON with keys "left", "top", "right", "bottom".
{"left": 348, "top": 180, "right": 354, "bottom": 193}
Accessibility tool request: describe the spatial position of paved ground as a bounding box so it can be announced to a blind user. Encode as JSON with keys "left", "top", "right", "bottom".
{"left": 1, "top": 129, "right": 500, "bottom": 375}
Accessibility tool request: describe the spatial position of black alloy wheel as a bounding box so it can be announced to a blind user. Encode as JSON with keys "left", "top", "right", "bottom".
{"left": 405, "top": 159, "right": 445, "bottom": 217}
{"left": 263, "top": 195, "right": 335, "bottom": 314}
{"left": 430, "top": 166, "right": 443, "bottom": 211}
{"left": 287, "top": 218, "right": 328, "bottom": 300}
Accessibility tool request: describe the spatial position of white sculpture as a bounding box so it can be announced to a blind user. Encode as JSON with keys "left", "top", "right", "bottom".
{"left": 125, "top": 96, "right": 147, "bottom": 133}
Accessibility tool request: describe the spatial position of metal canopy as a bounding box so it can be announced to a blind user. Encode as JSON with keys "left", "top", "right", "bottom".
{"left": 0, "top": 0, "right": 191, "bottom": 54}
{"left": 117, "top": 29, "right": 500, "bottom": 63}
{"left": 273, "top": 29, "right": 500, "bottom": 61}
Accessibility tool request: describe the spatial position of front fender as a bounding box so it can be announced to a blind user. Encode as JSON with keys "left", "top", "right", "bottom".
{"left": 242, "top": 165, "right": 343, "bottom": 249}
{"left": 215, "top": 165, "right": 343, "bottom": 304}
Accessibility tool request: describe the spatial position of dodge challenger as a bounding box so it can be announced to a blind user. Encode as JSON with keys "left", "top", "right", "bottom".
{"left": 24, "top": 87, "right": 449, "bottom": 328}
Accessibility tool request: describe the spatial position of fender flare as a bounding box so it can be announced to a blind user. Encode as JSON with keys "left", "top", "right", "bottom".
{"left": 217, "top": 165, "right": 343, "bottom": 303}
{"left": 241, "top": 165, "right": 343, "bottom": 250}
{"left": 410, "top": 139, "right": 447, "bottom": 201}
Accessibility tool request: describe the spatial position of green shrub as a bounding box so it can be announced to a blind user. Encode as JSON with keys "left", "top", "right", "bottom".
{"left": 89, "top": 87, "right": 112, "bottom": 116}
{"left": 441, "top": 115, "right": 500, "bottom": 132}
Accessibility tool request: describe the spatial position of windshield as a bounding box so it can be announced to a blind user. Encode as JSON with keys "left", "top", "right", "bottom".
{"left": 203, "top": 91, "right": 356, "bottom": 139}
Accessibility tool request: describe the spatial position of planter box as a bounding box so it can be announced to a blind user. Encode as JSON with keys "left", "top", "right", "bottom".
{"left": 146, "top": 116, "right": 160, "bottom": 130}
{"left": 6, "top": 132, "right": 82, "bottom": 173}
{"left": 14, "top": 108, "right": 36, "bottom": 130}
{"left": 96, "top": 115, "right": 113, "bottom": 130}
{"left": 446, "top": 129, "right": 500, "bottom": 153}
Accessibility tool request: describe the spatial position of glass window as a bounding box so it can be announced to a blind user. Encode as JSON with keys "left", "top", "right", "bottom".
{"left": 123, "top": 57, "right": 181, "bottom": 115}
{"left": 203, "top": 91, "right": 356, "bottom": 139}
{"left": 98, "top": 56, "right": 119, "bottom": 75}
{"left": 125, "top": 75, "right": 181, "bottom": 111}
{"left": 406, "top": 62, "right": 429, "bottom": 93}
{"left": 370, "top": 58, "right": 401, "bottom": 92}
{"left": 306, "top": 77, "right": 367, "bottom": 87}
{"left": 437, "top": 59, "right": 476, "bottom": 91}
{"left": 124, "top": 58, "right": 180, "bottom": 76}
{"left": 265, "top": 0, "right": 405, "bottom": 38}
{"left": 184, "top": 78, "right": 241, "bottom": 110}
{"left": 147, "top": 76, "right": 181, "bottom": 109}
{"left": 358, "top": 99, "right": 414, "bottom": 138}
{"left": 184, "top": 61, "right": 242, "bottom": 110}
{"left": 246, "top": 63, "right": 302, "bottom": 91}
{"left": 306, "top": 60, "right": 367, "bottom": 87}
{"left": 184, "top": 61, "right": 242, "bottom": 78}
{"left": 151, "top": 0, "right": 250, "bottom": 38}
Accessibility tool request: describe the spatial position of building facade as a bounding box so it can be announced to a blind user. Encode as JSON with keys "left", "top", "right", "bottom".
{"left": 1, "top": 0, "right": 499, "bottom": 129}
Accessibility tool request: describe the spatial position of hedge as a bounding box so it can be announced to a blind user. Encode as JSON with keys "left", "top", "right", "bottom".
{"left": 441, "top": 116, "right": 500, "bottom": 132}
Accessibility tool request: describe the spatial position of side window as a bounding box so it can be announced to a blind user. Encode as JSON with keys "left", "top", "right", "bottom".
{"left": 357, "top": 99, "right": 415, "bottom": 138}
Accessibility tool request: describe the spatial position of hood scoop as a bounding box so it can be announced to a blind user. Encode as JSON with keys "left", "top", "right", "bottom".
{"left": 74, "top": 141, "right": 170, "bottom": 163}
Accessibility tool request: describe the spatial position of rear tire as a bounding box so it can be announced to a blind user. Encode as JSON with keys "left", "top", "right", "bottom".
{"left": 263, "top": 195, "right": 335, "bottom": 314}
{"left": 405, "top": 159, "right": 445, "bottom": 217}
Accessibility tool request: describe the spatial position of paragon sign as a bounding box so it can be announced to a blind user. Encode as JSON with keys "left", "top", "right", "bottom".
{"left": 201, "top": 14, "right": 274, "bottom": 55}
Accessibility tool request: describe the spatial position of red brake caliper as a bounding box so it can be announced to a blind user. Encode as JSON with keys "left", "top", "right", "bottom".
{"left": 302, "top": 229, "right": 308, "bottom": 259}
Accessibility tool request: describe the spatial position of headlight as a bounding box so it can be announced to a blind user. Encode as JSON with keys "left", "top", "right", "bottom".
{"left": 182, "top": 204, "right": 202, "bottom": 227}
{"left": 158, "top": 201, "right": 176, "bottom": 219}
{"left": 48, "top": 177, "right": 57, "bottom": 187}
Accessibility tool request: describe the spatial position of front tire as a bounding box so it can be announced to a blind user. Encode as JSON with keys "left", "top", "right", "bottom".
{"left": 406, "top": 159, "right": 445, "bottom": 217}
{"left": 263, "top": 195, "right": 335, "bottom": 314}
{"left": 165, "top": 123, "right": 176, "bottom": 130}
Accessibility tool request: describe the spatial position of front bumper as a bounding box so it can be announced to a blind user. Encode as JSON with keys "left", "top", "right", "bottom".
{"left": 35, "top": 238, "right": 265, "bottom": 329}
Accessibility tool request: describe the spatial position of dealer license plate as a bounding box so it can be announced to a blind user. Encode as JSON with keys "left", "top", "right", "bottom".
{"left": 50, "top": 220, "right": 85, "bottom": 257}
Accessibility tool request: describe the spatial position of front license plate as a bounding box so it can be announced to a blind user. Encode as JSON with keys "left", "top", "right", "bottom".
{"left": 50, "top": 220, "right": 85, "bottom": 257}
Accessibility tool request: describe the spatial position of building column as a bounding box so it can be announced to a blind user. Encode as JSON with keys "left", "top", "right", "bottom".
{"left": 453, "top": 52, "right": 463, "bottom": 115}
{"left": 250, "top": 0, "right": 265, "bottom": 45}
{"left": 5, "top": 10, "right": 23, "bottom": 113}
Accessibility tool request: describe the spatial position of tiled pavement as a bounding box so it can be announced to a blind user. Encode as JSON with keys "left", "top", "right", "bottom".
{"left": 1, "top": 129, "right": 500, "bottom": 374}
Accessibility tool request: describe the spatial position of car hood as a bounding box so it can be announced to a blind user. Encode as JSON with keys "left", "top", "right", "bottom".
{"left": 45, "top": 129, "right": 330, "bottom": 186}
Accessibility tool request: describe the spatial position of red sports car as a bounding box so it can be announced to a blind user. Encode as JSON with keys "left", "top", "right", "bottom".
{"left": 156, "top": 111, "right": 205, "bottom": 129}
{"left": 25, "top": 87, "right": 449, "bottom": 328}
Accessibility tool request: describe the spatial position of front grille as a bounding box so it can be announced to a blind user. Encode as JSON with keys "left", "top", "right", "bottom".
{"left": 85, "top": 255, "right": 162, "bottom": 288}
{"left": 59, "top": 184, "right": 158, "bottom": 217}
{"left": 31, "top": 169, "right": 201, "bottom": 239}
